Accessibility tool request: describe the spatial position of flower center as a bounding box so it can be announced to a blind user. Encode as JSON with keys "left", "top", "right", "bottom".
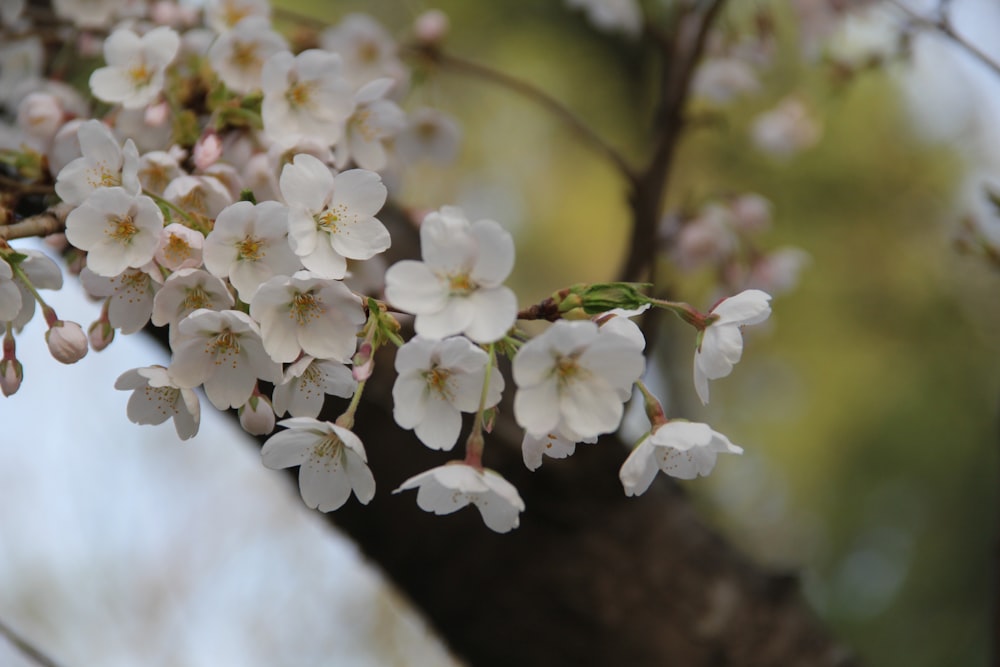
{"left": 316, "top": 210, "right": 340, "bottom": 233}
{"left": 230, "top": 41, "right": 261, "bottom": 71}
{"left": 357, "top": 39, "right": 380, "bottom": 64}
{"left": 289, "top": 290, "right": 323, "bottom": 326}
{"left": 423, "top": 365, "right": 453, "bottom": 399}
{"left": 163, "top": 233, "right": 194, "bottom": 263}
{"left": 128, "top": 62, "right": 153, "bottom": 88}
{"left": 210, "top": 330, "right": 241, "bottom": 366}
{"left": 237, "top": 235, "right": 265, "bottom": 261}
{"left": 108, "top": 213, "right": 139, "bottom": 244}
{"left": 351, "top": 108, "right": 376, "bottom": 141}
{"left": 447, "top": 272, "right": 475, "bottom": 295}
{"left": 181, "top": 286, "right": 211, "bottom": 311}
{"left": 222, "top": 2, "right": 251, "bottom": 27}
{"left": 285, "top": 79, "right": 316, "bottom": 109}
{"left": 553, "top": 353, "right": 586, "bottom": 386}
{"left": 143, "top": 384, "right": 180, "bottom": 416}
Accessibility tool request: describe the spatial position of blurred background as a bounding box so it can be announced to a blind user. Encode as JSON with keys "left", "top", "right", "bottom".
{"left": 2, "top": 0, "right": 999, "bottom": 666}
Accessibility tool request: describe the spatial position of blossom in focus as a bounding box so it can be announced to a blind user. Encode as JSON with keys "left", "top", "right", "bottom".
{"left": 89, "top": 26, "right": 180, "bottom": 109}
{"left": 393, "top": 463, "right": 524, "bottom": 533}
{"left": 384, "top": 206, "right": 516, "bottom": 343}
{"left": 279, "top": 153, "right": 390, "bottom": 279}
{"left": 521, "top": 431, "right": 596, "bottom": 472}
{"left": 45, "top": 320, "right": 88, "bottom": 364}
{"left": 150, "top": 268, "right": 235, "bottom": 341}
{"left": 154, "top": 223, "right": 204, "bottom": 273}
{"left": 65, "top": 188, "right": 163, "bottom": 277}
{"left": 239, "top": 393, "right": 276, "bottom": 435}
{"left": 202, "top": 200, "right": 300, "bottom": 301}
{"left": 249, "top": 271, "right": 365, "bottom": 364}
{"left": 513, "top": 319, "right": 644, "bottom": 442}
{"left": 115, "top": 365, "right": 200, "bottom": 440}
{"left": 261, "top": 49, "right": 355, "bottom": 147}
{"left": 272, "top": 355, "right": 356, "bottom": 419}
{"left": 169, "top": 308, "right": 281, "bottom": 410}
{"left": 694, "top": 289, "right": 771, "bottom": 405}
{"left": 261, "top": 417, "right": 375, "bottom": 512}
{"left": 54, "top": 119, "right": 140, "bottom": 206}
{"left": 619, "top": 421, "right": 743, "bottom": 496}
{"left": 79, "top": 267, "right": 157, "bottom": 334}
{"left": 392, "top": 336, "right": 503, "bottom": 451}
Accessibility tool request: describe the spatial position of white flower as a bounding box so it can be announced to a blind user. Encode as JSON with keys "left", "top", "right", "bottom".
{"left": 392, "top": 336, "right": 503, "bottom": 451}
{"left": 0, "top": 260, "right": 23, "bottom": 322}
{"left": 384, "top": 206, "right": 517, "bottom": 343}
{"left": 79, "top": 267, "right": 157, "bottom": 334}
{"left": 513, "top": 319, "right": 645, "bottom": 441}
{"left": 691, "top": 58, "right": 761, "bottom": 104}
{"left": 694, "top": 289, "right": 771, "bottom": 405}
{"left": 65, "top": 188, "right": 163, "bottom": 277}
{"left": 249, "top": 271, "right": 365, "bottom": 363}
{"left": 45, "top": 320, "right": 88, "bottom": 364}
{"left": 319, "top": 13, "right": 406, "bottom": 90}
{"left": 521, "top": 431, "right": 595, "bottom": 472}
{"left": 280, "top": 153, "right": 389, "bottom": 279}
{"left": 393, "top": 463, "right": 524, "bottom": 533}
{"left": 334, "top": 78, "right": 406, "bottom": 172}
{"left": 751, "top": 97, "right": 821, "bottom": 157}
{"left": 0, "top": 38, "right": 43, "bottom": 106}
{"left": 169, "top": 308, "right": 281, "bottom": 409}
{"left": 115, "top": 365, "right": 200, "bottom": 440}
{"left": 207, "top": 16, "right": 287, "bottom": 95}
{"left": 154, "top": 223, "right": 204, "bottom": 272}
{"left": 272, "top": 355, "right": 356, "bottom": 418}
{"left": 55, "top": 119, "right": 140, "bottom": 206}
{"left": 394, "top": 108, "right": 461, "bottom": 165}
{"left": 138, "top": 150, "right": 183, "bottom": 195}
{"left": 150, "top": 268, "right": 234, "bottom": 337}
{"left": 261, "top": 417, "right": 375, "bottom": 512}
{"left": 205, "top": 0, "right": 270, "bottom": 33}
{"left": 89, "top": 26, "right": 180, "bottom": 109}
{"left": 565, "top": 0, "right": 642, "bottom": 37}
{"left": 202, "top": 200, "right": 300, "bottom": 301}
{"left": 52, "top": 0, "right": 125, "bottom": 28}
{"left": 619, "top": 421, "right": 743, "bottom": 496}
{"left": 163, "top": 174, "right": 233, "bottom": 220}
{"left": 261, "top": 49, "right": 355, "bottom": 146}
{"left": 9, "top": 250, "right": 62, "bottom": 329}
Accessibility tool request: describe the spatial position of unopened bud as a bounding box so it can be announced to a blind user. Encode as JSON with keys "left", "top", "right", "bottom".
{"left": 563, "top": 282, "right": 651, "bottom": 315}
{"left": 352, "top": 341, "right": 374, "bottom": 381}
{"left": 45, "top": 320, "right": 88, "bottom": 364}
{"left": 414, "top": 9, "right": 449, "bottom": 45}
{"left": 193, "top": 131, "right": 222, "bottom": 171}
{"left": 0, "top": 358, "right": 23, "bottom": 396}
{"left": 88, "top": 319, "right": 115, "bottom": 351}
{"left": 239, "top": 394, "right": 276, "bottom": 436}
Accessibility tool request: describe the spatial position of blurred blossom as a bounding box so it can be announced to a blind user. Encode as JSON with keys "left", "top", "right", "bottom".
{"left": 751, "top": 96, "right": 822, "bottom": 157}
{"left": 691, "top": 58, "right": 761, "bottom": 104}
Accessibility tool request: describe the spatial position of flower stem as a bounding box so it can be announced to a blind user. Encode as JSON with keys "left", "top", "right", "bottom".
{"left": 336, "top": 379, "right": 367, "bottom": 430}
{"left": 9, "top": 262, "right": 52, "bottom": 315}
{"left": 464, "top": 343, "right": 496, "bottom": 468}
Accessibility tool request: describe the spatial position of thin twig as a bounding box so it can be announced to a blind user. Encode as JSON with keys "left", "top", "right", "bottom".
{"left": 408, "top": 45, "right": 638, "bottom": 183}
{"left": 0, "top": 204, "right": 70, "bottom": 241}
{"left": 0, "top": 617, "right": 64, "bottom": 667}
{"left": 888, "top": 0, "right": 1000, "bottom": 78}
{"left": 0, "top": 174, "right": 54, "bottom": 196}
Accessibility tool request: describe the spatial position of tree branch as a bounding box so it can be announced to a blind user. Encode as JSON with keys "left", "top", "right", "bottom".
{"left": 0, "top": 616, "right": 64, "bottom": 667}
{"left": 0, "top": 204, "right": 69, "bottom": 241}
{"left": 887, "top": 0, "right": 1000, "bottom": 78}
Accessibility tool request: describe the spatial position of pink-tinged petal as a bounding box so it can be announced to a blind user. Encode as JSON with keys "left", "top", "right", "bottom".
{"left": 280, "top": 153, "right": 332, "bottom": 213}
{"left": 329, "top": 215, "right": 390, "bottom": 260}
{"left": 619, "top": 437, "right": 659, "bottom": 496}
{"left": 261, "top": 429, "right": 316, "bottom": 468}
{"left": 384, "top": 260, "right": 448, "bottom": 314}
{"left": 514, "top": 380, "right": 560, "bottom": 436}
{"left": 259, "top": 312, "right": 303, "bottom": 363}
{"left": 415, "top": 296, "right": 474, "bottom": 340}
{"left": 392, "top": 373, "right": 429, "bottom": 429}
{"left": 414, "top": 396, "right": 461, "bottom": 450}
{"left": 469, "top": 219, "right": 514, "bottom": 286}
{"left": 463, "top": 287, "right": 516, "bottom": 343}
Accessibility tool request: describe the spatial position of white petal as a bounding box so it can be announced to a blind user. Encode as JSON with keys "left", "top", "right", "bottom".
{"left": 469, "top": 219, "right": 514, "bottom": 286}
{"left": 384, "top": 260, "right": 448, "bottom": 314}
{"left": 413, "top": 396, "right": 462, "bottom": 451}
{"left": 463, "top": 287, "right": 517, "bottom": 343}
{"left": 513, "top": 380, "right": 560, "bottom": 436}
{"left": 619, "top": 437, "right": 659, "bottom": 496}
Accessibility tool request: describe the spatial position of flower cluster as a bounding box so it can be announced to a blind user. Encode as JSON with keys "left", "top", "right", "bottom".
{"left": 0, "top": 0, "right": 781, "bottom": 533}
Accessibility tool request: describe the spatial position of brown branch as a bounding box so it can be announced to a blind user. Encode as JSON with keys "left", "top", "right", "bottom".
{"left": 0, "top": 617, "right": 64, "bottom": 667}
{"left": 0, "top": 174, "right": 54, "bottom": 196}
{"left": 887, "top": 0, "right": 1000, "bottom": 78}
{"left": 0, "top": 204, "right": 69, "bottom": 241}
{"left": 407, "top": 45, "right": 638, "bottom": 183}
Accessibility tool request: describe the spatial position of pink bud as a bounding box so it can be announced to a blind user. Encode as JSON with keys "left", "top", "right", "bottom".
{"left": 88, "top": 319, "right": 115, "bottom": 352}
{"left": 144, "top": 101, "right": 170, "bottom": 127}
{"left": 352, "top": 342, "right": 374, "bottom": 381}
{"left": 193, "top": 131, "right": 223, "bottom": 171}
{"left": 239, "top": 395, "right": 276, "bottom": 436}
{"left": 45, "top": 320, "right": 88, "bottom": 364}
{"left": 0, "top": 358, "right": 23, "bottom": 397}
{"left": 414, "top": 9, "right": 450, "bottom": 44}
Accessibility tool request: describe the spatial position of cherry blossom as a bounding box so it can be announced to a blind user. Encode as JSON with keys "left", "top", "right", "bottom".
{"left": 64, "top": 188, "right": 163, "bottom": 277}
{"left": 694, "top": 289, "right": 771, "bottom": 405}
{"left": 280, "top": 154, "right": 390, "bottom": 279}
{"left": 394, "top": 108, "right": 461, "bottom": 166}
{"left": 54, "top": 120, "right": 140, "bottom": 206}
{"left": 249, "top": 271, "right": 365, "bottom": 363}
{"left": 513, "top": 319, "right": 645, "bottom": 442}
{"left": 52, "top": 0, "right": 124, "bottom": 29}
{"left": 163, "top": 175, "right": 233, "bottom": 221}
{"left": 272, "top": 355, "right": 356, "bottom": 419}
{"left": 393, "top": 463, "right": 524, "bottom": 533}
{"left": 79, "top": 267, "right": 157, "bottom": 334}
{"left": 205, "top": 0, "right": 270, "bottom": 33}
{"left": 334, "top": 78, "right": 406, "bottom": 172}
{"left": 89, "top": 26, "right": 180, "bottom": 109}
{"left": 169, "top": 308, "right": 281, "bottom": 410}
{"left": 261, "top": 417, "right": 375, "bottom": 512}
{"left": 261, "top": 49, "right": 355, "bottom": 146}
{"left": 150, "top": 268, "right": 235, "bottom": 338}
{"left": 522, "top": 431, "right": 596, "bottom": 472}
{"left": 207, "top": 16, "right": 287, "bottom": 95}
{"left": 115, "top": 365, "right": 200, "bottom": 440}
{"left": 154, "top": 223, "right": 204, "bottom": 273}
{"left": 319, "top": 13, "right": 406, "bottom": 90}
{"left": 45, "top": 320, "right": 88, "bottom": 364}
{"left": 384, "top": 206, "right": 517, "bottom": 343}
{"left": 392, "top": 336, "right": 504, "bottom": 451}
{"left": 202, "top": 200, "right": 300, "bottom": 300}
{"left": 619, "top": 421, "right": 743, "bottom": 496}
{"left": 239, "top": 394, "right": 276, "bottom": 435}
{"left": 0, "top": 38, "right": 43, "bottom": 105}
{"left": 0, "top": 260, "right": 22, "bottom": 322}
{"left": 9, "top": 250, "right": 62, "bottom": 330}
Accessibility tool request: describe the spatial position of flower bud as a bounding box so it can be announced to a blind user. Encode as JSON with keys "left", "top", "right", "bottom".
{"left": 88, "top": 318, "right": 115, "bottom": 352}
{"left": 352, "top": 341, "right": 374, "bottom": 381}
{"left": 45, "top": 320, "right": 88, "bottom": 364}
{"left": 0, "top": 358, "right": 23, "bottom": 397}
{"left": 239, "top": 394, "right": 276, "bottom": 436}
{"left": 414, "top": 9, "right": 449, "bottom": 45}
